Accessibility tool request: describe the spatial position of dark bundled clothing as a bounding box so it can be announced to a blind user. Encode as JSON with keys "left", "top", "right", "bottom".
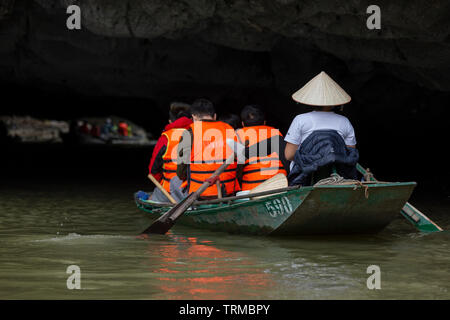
{"left": 288, "top": 130, "right": 359, "bottom": 186}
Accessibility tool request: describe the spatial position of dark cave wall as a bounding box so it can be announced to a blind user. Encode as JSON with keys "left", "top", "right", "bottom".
{"left": 1, "top": 0, "right": 450, "bottom": 97}
{"left": 1, "top": 0, "right": 449, "bottom": 124}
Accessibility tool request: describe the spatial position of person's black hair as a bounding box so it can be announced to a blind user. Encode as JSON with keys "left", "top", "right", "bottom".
{"left": 190, "top": 98, "right": 215, "bottom": 117}
{"left": 169, "top": 102, "right": 191, "bottom": 121}
{"left": 241, "top": 105, "right": 265, "bottom": 126}
{"left": 219, "top": 113, "right": 241, "bottom": 129}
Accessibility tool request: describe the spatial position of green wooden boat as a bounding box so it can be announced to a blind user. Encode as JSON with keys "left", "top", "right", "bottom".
{"left": 135, "top": 181, "right": 417, "bottom": 236}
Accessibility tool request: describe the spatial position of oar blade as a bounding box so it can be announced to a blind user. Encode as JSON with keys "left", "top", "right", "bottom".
{"left": 142, "top": 219, "right": 174, "bottom": 235}
{"left": 401, "top": 203, "right": 443, "bottom": 233}
{"left": 140, "top": 192, "right": 195, "bottom": 235}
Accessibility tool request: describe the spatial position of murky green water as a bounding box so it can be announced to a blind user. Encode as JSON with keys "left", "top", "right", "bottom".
{"left": 1, "top": 181, "right": 449, "bottom": 299}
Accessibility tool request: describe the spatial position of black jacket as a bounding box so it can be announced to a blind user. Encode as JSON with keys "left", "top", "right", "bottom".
{"left": 288, "top": 130, "right": 359, "bottom": 186}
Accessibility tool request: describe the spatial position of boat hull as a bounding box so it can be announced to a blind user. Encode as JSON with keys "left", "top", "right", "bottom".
{"left": 135, "top": 182, "right": 416, "bottom": 236}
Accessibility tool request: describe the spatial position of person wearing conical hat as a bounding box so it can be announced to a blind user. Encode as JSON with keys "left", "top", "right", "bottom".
{"left": 284, "top": 71, "right": 357, "bottom": 164}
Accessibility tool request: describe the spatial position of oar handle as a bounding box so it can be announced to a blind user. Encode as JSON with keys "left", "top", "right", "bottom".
{"left": 216, "top": 180, "right": 222, "bottom": 199}
{"left": 148, "top": 174, "right": 177, "bottom": 204}
{"left": 356, "top": 164, "right": 377, "bottom": 182}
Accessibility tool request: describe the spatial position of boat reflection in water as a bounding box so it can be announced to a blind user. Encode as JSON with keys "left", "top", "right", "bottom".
{"left": 145, "top": 232, "right": 274, "bottom": 299}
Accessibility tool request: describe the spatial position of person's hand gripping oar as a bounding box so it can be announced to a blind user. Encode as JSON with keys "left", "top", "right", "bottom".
{"left": 140, "top": 139, "right": 243, "bottom": 235}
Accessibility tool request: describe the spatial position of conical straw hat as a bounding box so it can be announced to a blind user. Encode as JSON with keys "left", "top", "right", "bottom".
{"left": 292, "top": 71, "right": 351, "bottom": 106}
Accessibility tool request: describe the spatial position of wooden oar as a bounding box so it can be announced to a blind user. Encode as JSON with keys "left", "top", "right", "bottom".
{"left": 356, "top": 164, "right": 443, "bottom": 233}
{"left": 141, "top": 154, "right": 235, "bottom": 235}
{"left": 148, "top": 174, "right": 177, "bottom": 204}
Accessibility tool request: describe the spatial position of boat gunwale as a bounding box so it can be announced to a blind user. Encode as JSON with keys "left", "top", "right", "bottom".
{"left": 312, "top": 181, "right": 416, "bottom": 188}
{"left": 136, "top": 181, "right": 417, "bottom": 215}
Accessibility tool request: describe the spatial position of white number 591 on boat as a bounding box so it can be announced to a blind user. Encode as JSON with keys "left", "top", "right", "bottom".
{"left": 264, "top": 197, "right": 293, "bottom": 218}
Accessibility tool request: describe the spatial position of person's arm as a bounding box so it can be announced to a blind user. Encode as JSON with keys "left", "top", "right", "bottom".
{"left": 284, "top": 115, "right": 302, "bottom": 161}
{"left": 148, "top": 135, "right": 168, "bottom": 181}
{"left": 176, "top": 128, "right": 192, "bottom": 181}
{"left": 236, "top": 163, "right": 244, "bottom": 185}
{"left": 176, "top": 162, "right": 187, "bottom": 181}
{"left": 151, "top": 145, "right": 166, "bottom": 175}
{"left": 343, "top": 118, "right": 357, "bottom": 149}
{"left": 284, "top": 142, "right": 299, "bottom": 161}
{"left": 277, "top": 136, "right": 290, "bottom": 174}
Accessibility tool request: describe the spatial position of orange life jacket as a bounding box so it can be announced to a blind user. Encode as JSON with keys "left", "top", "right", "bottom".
{"left": 236, "top": 125, "right": 287, "bottom": 191}
{"left": 161, "top": 128, "right": 186, "bottom": 193}
{"left": 187, "top": 120, "right": 238, "bottom": 197}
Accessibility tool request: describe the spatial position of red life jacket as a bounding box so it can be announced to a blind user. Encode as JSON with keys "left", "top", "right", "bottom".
{"left": 187, "top": 120, "right": 238, "bottom": 197}
{"left": 160, "top": 128, "right": 186, "bottom": 193}
{"left": 236, "top": 125, "right": 287, "bottom": 191}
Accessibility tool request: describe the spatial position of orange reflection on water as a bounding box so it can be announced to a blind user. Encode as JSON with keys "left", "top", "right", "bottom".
{"left": 147, "top": 234, "right": 273, "bottom": 299}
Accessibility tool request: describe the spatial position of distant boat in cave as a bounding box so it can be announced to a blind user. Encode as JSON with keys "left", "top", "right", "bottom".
{"left": 69, "top": 115, "right": 157, "bottom": 147}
